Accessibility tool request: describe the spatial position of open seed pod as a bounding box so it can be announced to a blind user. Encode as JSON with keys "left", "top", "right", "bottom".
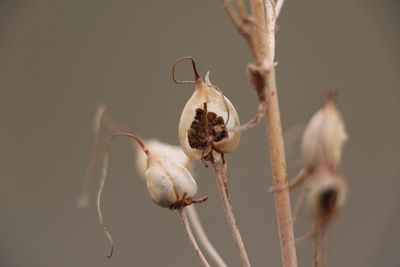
{"left": 305, "top": 164, "right": 347, "bottom": 224}
{"left": 301, "top": 93, "right": 348, "bottom": 169}
{"left": 175, "top": 57, "right": 240, "bottom": 160}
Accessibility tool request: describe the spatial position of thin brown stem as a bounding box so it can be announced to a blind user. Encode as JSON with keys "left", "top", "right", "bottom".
{"left": 102, "top": 111, "right": 130, "bottom": 133}
{"left": 96, "top": 141, "right": 114, "bottom": 258}
{"left": 323, "top": 229, "right": 329, "bottom": 267}
{"left": 313, "top": 222, "right": 321, "bottom": 267}
{"left": 78, "top": 106, "right": 142, "bottom": 211}
{"left": 251, "top": 0, "right": 268, "bottom": 62}
{"left": 289, "top": 168, "right": 309, "bottom": 190}
{"left": 172, "top": 56, "right": 200, "bottom": 84}
{"left": 78, "top": 104, "right": 107, "bottom": 209}
{"left": 210, "top": 151, "right": 251, "bottom": 267}
{"left": 178, "top": 208, "right": 211, "bottom": 267}
{"left": 186, "top": 205, "right": 228, "bottom": 267}
{"left": 292, "top": 187, "right": 306, "bottom": 224}
{"left": 109, "top": 132, "right": 150, "bottom": 156}
{"left": 295, "top": 227, "right": 315, "bottom": 243}
{"left": 238, "top": 101, "right": 267, "bottom": 131}
{"left": 224, "top": 0, "right": 260, "bottom": 63}
{"left": 263, "top": 60, "right": 297, "bottom": 267}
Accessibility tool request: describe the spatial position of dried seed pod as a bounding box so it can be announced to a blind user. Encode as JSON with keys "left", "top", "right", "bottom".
{"left": 298, "top": 164, "right": 347, "bottom": 267}
{"left": 174, "top": 57, "right": 240, "bottom": 160}
{"left": 305, "top": 164, "right": 347, "bottom": 225}
{"left": 97, "top": 132, "right": 207, "bottom": 258}
{"left": 106, "top": 133, "right": 205, "bottom": 208}
{"left": 136, "top": 139, "right": 193, "bottom": 179}
{"left": 301, "top": 92, "right": 348, "bottom": 169}
{"left": 145, "top": 152, "right": 199, "bottom": 208}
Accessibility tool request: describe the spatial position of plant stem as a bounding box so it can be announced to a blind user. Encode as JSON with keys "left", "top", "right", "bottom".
{"left": 186, "top": 205, "right": 228, "bottom": 267}
{"left": 263, "top": 67, "right": 297, "bottom": 267}
{"left": 178, "top": 208, "right": 211, "bottom": 267}
{"left": 211, "top": 150, "right": 251, "bottom": 267}
{"left": 251, "top": 1, "right": 298, "bottom": 266}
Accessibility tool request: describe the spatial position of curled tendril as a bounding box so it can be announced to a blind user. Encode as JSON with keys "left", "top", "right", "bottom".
{"left": 172, "top": 56, "right": 201, "bottom": 84}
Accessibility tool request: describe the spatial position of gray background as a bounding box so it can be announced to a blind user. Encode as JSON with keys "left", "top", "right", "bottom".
{"left": 0, "top": 1, "right": 399, "bottom": 266}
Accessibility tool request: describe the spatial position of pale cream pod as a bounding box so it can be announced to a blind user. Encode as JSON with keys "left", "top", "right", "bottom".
{"left": 96, "top": 133, "right": 207, "bottom": 260}
{"left": 108, "top": 133, "right": 201, "bottom": 209}
{"left": 136, "top": 139, "right": 193, "bottom": 178}
{"left": 179, "top": 72, "right": 241, "bottom": 160}
{"left": 301, "top": 95, "right": 348, "bottom": 169}
{"left": 145, "top": 153, "right": 197, "bottom": 208}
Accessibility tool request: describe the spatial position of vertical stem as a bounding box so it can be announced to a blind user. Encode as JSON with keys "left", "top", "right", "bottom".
{"left": 323, "top": 229, "right": 329, "bottom": 267}
{"left": 211, "top": 151, "right": 251, "bottom": 267}
{"left": 178, "top": 208, "right": 211, "bottom": 267}
{"left": 264, "top": 67, "right": 297, "bottom": 267}
{"left": 250, "top": 0, "right": 267, "bottom": 63}
{"left": 312, "top": 222, "right": 321, "bottom": 267}
{"left": 186, "top": 205, "right": 228, "bottom": 267}
{"left": 252, "top": 1, "right": 298, "bottom": 266}
{"left": 224, "top": 0, "right": 298, "bottom": 265}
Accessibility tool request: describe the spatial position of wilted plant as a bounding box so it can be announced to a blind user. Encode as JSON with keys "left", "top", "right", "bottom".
{"left": 79, "top": 1, "right": 349, "bottom": 267}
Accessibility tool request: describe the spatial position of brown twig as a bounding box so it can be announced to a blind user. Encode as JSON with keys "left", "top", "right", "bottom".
{"left": 178, "top": 208, "right": 211, "bottom": 267}
{"left": 210, "top": 150, "right": 251, "bottom": 267}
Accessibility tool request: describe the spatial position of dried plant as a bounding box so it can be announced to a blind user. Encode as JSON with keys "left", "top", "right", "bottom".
{"left": 78, "top": 1, "right": 349, "bottom": 267}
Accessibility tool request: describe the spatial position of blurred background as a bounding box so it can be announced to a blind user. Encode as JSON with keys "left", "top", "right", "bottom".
{"left": 0, "top": 1, "right": 399, "bottom": 266}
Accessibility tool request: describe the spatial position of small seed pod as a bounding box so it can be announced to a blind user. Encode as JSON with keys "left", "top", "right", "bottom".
{"left": 136, "top": 139, "right": 193, "bottom": 179}
{"left": 145, "top": 151, "right": 199, "bottom": 208}
{"left": 174, "top": 57, "right": 241, "bottom": 160}
{"left": 301, "top": 92, "right": 348, "bottom": 169}
{"left": 107, "top": 133, "right": 205, "bottom": 209}
{"left": 97, "top": 132, "right": 207, "bottom": 258}
{"left": 305, "top": 164, "right": 347, "bottom": 225}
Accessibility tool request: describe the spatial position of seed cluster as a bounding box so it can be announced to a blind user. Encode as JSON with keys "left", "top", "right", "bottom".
{"left": 188, "top": 103, "right": 228, "bottom": 150}
{"left": 319, "top": 188, "right": 338, "bottom": 219}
